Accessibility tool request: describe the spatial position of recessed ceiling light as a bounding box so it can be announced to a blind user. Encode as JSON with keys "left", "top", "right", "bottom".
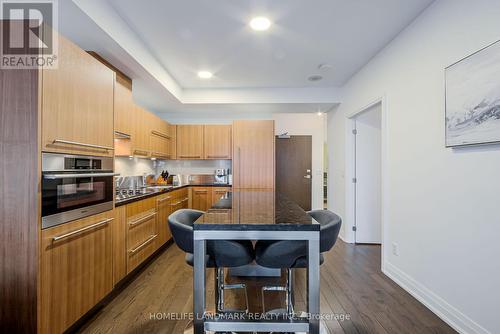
{"left": 308, "top": 75, "right": 323, "bottom": 82}
{"left": 250, "top": 16, "right": 271, "bottom": 31}
{"left": 317, "top": 111, "right": 323, "bottom": 116}
{"left": 197, "top": 71, "right": 213, "bottom": 79}
{"left": 318, "top": 63, "right": 333, "bottom": 71}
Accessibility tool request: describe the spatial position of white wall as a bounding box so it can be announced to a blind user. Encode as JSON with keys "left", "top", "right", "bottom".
{"left": 328, "top": 1, "right": 500, "bottom": 333}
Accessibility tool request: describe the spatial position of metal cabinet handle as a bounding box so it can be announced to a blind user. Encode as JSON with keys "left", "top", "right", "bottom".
{"left": 44, "top": 172, "right": 120, "bottom": 179}
{"left": 179, "top": 155, "right": 201, "bottom": 158}
{"left": 151, "top": 130, "right": 172, "bottom": 139}
{"left": 304, "top": 175, "right": 311, "bottom": 179}
{"left": 53, "top": 139, "right": 114, "bottom": 151}
{"left": 157, "top": 197, "right": 171, "bottom": 204}
{"left": 206, "top": 155, "right": 229, "bottom": 159}
{"left": 170, "top": 198, "right": 188, "bottom": 206}
{"left": 52, "top": 218, "right": 113, "bottom": 242}
{"left": 128, "top": 212, "right": 156, "bottom": 227}
{"left": 129, "top": 234, "right": 157, "bottom": 254}
{"left": 133, "top": 149, "right": 149, "bottom": 156}
{"left": 152, "top": 152, "right": 171, "bottom": 159}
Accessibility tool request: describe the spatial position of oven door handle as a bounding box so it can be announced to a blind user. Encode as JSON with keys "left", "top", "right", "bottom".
{"left": 43, "top": 172, "right": 120, "bottom": 179}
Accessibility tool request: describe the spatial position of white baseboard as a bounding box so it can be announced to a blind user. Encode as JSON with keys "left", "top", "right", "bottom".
{"left": 383, "top": 262, "right": 490, "bottom": 334}
{"left": 338, "top": 234, "right": 354, "bottom": 244}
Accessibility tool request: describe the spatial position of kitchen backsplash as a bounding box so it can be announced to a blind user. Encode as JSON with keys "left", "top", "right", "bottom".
{"left": 156, "top": 159, "right": 231, "bottom": 175}
{"left": 115, "top": 157, "right": 156, "bottom": 177}
{"left": 115, "top": 157, "right": 231, "bottom": 177}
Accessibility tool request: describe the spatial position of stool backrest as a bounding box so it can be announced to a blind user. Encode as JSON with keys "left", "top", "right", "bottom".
{"left": 308, "top": 210, "right": 342, "bottom": 253}
{"left": 168, "top": 209, "right": 204, "bottom": 254}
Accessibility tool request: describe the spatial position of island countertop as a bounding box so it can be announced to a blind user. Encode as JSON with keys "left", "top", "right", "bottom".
{"left": 194, "top": 189, "right": 320, "bottom": 231}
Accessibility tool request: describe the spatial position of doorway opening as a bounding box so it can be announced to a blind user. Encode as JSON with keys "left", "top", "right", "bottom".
{"left": 275, "top": 135, "right": 312, "bottom": 211}
{"left": 352, "top": 102, "right": 382, "bottom": 244}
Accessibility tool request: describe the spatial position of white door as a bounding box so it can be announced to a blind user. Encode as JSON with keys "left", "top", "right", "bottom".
{"left": 354, "top": 103, "right": 382, "bottom": 244}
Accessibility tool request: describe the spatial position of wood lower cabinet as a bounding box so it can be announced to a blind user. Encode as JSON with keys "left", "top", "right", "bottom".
{"left": 39, "top": 211, "right": 114, "bottom": 334}
{"left": 204, "top": 125, "right": 232, "bottom": 159}
{"left": 170, "top": 187, "right": 189, "bottom": 212}
{"left": 156, "top": 193, "right": 173, "bottom": 247}
{"left": 41, "top": 34, "right": 114, "bottom": 157}
{"left": 211, "top": 187, "right": 232, "bottom": 206}
{"left": 233, "top": 120, "right": 275, "bottom": 189}
{"left": 113, "top": 206, "right": 127, "bottom": 285}
{"left": 191, "top": 187, "right": 212, "bottom": 211}
{"left": 176, "top": 125, "right": 204, "bottom": 159}
{"left": 126, "top": 198, "right": 158, "bottom": 273}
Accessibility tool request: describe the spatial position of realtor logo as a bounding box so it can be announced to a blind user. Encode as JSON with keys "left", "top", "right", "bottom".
{"left": 1, "top": 0, "right": 58, "bottom": 69}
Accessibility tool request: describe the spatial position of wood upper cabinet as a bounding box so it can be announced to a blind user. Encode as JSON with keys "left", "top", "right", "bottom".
{"left": 39, "top": 211, "right": 114, "bottom": 334}
{"left": 131, "top": 106, "right": 152, "bottom": 157}
{"left": 41, "top": 34, "right": 114, "bottom": 157}
{"left": 233, "top": 120, "right": 275, "bottom": 189}
{"left": 191, "top": 187, "right": 212, "bottom": 211}
{"left": 114, "top": 74, "right": 133, "bottom": 136}
{"left": 176, "top": 125, "right": 204, "bottom": 159}
{"left": 150, "top": 114, "right": 174, "bottom": 159}
{"left": 204, "top": 125, "right": 232, "bottom": 159}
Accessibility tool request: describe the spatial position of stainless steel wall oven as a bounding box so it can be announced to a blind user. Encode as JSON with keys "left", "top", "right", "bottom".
{"left": 41, "top": 153, "right": 117, "bottom": 229}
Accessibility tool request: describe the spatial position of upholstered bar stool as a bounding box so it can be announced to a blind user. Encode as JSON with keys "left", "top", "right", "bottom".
{"left": 168, "top": 209, "right": 255, "bottom": 313}
{"left": 255, "top": 210, "right": 342, "bottom": 316}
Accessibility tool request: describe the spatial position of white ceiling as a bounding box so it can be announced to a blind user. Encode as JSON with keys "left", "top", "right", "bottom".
{"left": 60, "top": 0, "right": 434, "bottom": 116}
{"left": 106, "top": 0, "right": 434, "bottom": 89}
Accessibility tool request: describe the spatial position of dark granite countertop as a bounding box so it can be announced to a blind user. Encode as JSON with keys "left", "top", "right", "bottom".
{"left": 115, "top": 183, "right": 231, "bottom": 207}
{"left": 194, "top": 190, "right": 319, "bottom": 231}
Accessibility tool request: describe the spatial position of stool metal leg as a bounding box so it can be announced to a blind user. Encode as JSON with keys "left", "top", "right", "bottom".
{"left": 217, "top": 267, "right": 249, "bottom": 314}
{"left": 261, "top": 269, "right": 295, "bottom": 318}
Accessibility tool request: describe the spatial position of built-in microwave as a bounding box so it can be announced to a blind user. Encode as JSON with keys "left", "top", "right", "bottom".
{"left": 41, "top": 153, "right": 118, "bottom": 229}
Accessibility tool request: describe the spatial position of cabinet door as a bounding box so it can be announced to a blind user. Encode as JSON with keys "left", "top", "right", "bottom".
{"left": 191, "top": 187, "right": 212, "bottom": 211}
{"left": 40, "top": 211, "right": 114, "bottom": 334}
{"left": 131, "top": 106, "right": 152, "bottom": 157}
{"left": 176, "top": 125, "right": 203, "bottom": 159}
{"left": 150, "top": 118, "right": 173, "bottom": 160}
{"left": 113, "top": 206, "right": 127, "bottom": 285}
{"left": 42, "top": 34, "right": 114, "bottom": 157}
{"left": 233, "top": 120, "right": 275, "bottom": 189}
{"left": 211, "top": 187, "right": 232, "bottom": 207}
{"left": 114, "top": 74, "right": 133, "bottom": 136}
{"left": 204, "top": 125, "right": 232, "bottom": 159}
{"left": 156, "top": 194, "right": 173, "bottom": 247}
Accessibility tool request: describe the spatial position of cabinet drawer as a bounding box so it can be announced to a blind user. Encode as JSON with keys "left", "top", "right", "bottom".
{"left": 40, "top": 211, "right": 114, "bottom": 334}
{"left": 126, "top": 209, "right": 157, "bottom": 273}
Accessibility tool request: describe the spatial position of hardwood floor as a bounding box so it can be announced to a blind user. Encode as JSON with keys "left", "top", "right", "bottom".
{"left": 76, "top": 241, "right": 456, "bottom": 334}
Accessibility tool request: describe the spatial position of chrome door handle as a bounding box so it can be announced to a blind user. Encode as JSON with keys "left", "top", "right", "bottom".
{"left": 43, "top": 172, "right": 120, "bottom": 179}
{"left": 53, "top": 139, "right": 114, "bottom": 151}
{"left": 52, "top": 218, "right": 113, "bottom": 242}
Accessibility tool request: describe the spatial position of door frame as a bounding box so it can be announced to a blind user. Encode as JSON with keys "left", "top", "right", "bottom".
{"left": 345, "top": 95, "right": 388, "bottom": 271}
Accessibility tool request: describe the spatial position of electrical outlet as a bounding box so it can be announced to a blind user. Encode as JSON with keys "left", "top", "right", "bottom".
{"left": 392, "top": 242, "right": 399, "bottom": 256}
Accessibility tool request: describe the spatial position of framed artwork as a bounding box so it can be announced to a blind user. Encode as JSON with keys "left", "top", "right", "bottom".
{"left": 445, "top": 40, "right": 500, "bottom": 147}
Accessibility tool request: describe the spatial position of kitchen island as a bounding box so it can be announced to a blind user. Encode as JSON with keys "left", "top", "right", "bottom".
{"left": 193, "top": 189, "right": 321, "bottom": 334}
